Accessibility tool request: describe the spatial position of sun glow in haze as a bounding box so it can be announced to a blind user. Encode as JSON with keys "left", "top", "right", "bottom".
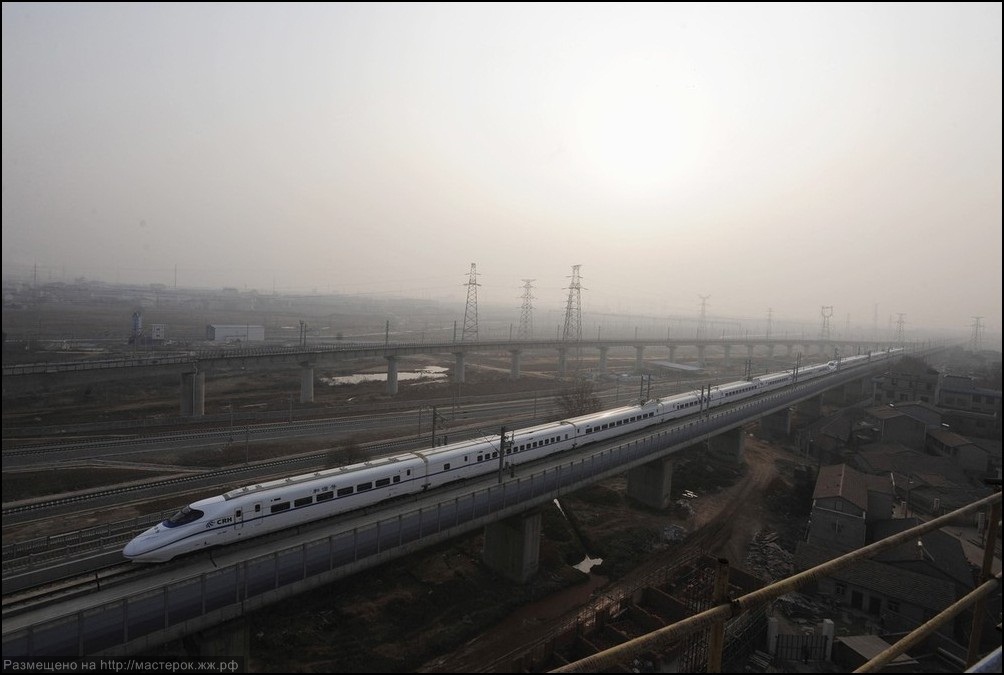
{"left": 572, "top": 52, "right": 705, "bottom": 197}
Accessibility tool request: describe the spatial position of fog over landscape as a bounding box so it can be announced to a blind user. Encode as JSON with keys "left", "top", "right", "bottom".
{"left": 2, "top": 3, "right": 1001, "bottom": 340}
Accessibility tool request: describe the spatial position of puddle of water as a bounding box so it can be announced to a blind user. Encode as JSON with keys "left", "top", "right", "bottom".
{"left": 574, "top": 554, "right": 604, "bottom": 574}
{"left": 555, "top": 499, "right": 604, "bottom": 573}
{"left": 320, "top": 366, "right": 448, "bottom": 386}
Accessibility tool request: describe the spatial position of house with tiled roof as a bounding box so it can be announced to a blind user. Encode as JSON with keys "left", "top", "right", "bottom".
{"left": 805, "top": 464, "right": 893, "bottom": 551}
{"left": 794, "top": 541, "right": 960, "bottom": 633}
{"left": 861, "top": 405, "right": 928, "bottom": 450}
{"left": 872, "top": 357, "right": 940, "bottom": 405}
{"left": 927, "top": 427, "right": 990, "bottom": 474}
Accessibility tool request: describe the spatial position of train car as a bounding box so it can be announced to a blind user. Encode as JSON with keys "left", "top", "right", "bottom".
{"left": 124, "top": 452, "right": 427, "bottom": 562}
{"left": 124, "top": 351, "right": 900, "bottom": 562}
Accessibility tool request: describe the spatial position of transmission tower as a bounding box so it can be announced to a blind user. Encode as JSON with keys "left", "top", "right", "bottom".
{"left": 461, "top": 263, "right": 480, "bottom": 342}
{"left": 970, "top": 316, "right": 984, "bottom": 353}
{"left": 895, "top": 313, "right": 906, "bottom": 346}
{"left": 820, "top": 305, "right": 833, "bottom": 340}
{"left": 561, "top": 265, "right": 584, "bottom": 342}
{"left": 517, "top": 279, "right": 535, "bottom": 340}
{"left": 697, "top": 295, "right": 710, "bottom": 340}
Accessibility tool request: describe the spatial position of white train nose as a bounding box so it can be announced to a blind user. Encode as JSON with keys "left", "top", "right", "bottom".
{"left": 123, "top": 527, "right": 160, "bottom": 560}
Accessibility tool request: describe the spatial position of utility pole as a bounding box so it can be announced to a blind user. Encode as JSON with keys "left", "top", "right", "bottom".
{"left": 461, "top": 263, "right": 480, "bottom": 342}
{"left": 820, "top": 305, "right": 833, "bottom": 340}
{"left": 698, "top": 295, "right": 710, "bottom": 340}
{"left": 498, "top": 425, "right": 507, "bottom": 484}
{"left": 970, "top": 316, "right": 984, "bottom": 353}
{"left": 431, "top": 405, "right": 438, "bottom": 448}
{"left": 517, "top": 279, "right": 535, "bottom": 340}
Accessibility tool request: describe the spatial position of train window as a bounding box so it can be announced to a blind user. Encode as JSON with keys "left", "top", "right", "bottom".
{"left": 163, "top": 506, "right": 205, "bottom": 528}
{"left": 406, "top": 470, "right": 411, "bottom": 476}
{"left": 477, "top": 454, "right": 483, "bottom": 462}
{"left": 235, "top": 509, "right": 242, "bottom": 518}
{"left": 464, "top": 456, "right": 468, "bottom": 462}
{"left": 270, "top": 502, "right": 290, "bottom": 514}
{"left": 376, "top": 478, "right": 391, "bottom": 487}
{"left": 357, "top": 482, "right": 373, "bottom": 492}
{"left": 294, "top": 496, "right": 313, "bottom": 508}
{"left": 254, "top": 504, "right": 261, "bottom": 513}
{"left": 492, "top": 451, "right": 498, "bottom": 458}
{"left": 443, "top": 463, "right": 451, "bottom": 471}
{"left": 316, "top": 491, "right": 334, "bottom": 502}
{"left": 337, "top": 487, "right": 354, "bottom": 497}
{"left": 586, "top": 428, "right": 593, "bottom": 434}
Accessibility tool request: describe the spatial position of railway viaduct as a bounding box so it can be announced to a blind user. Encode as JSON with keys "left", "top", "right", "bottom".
{"left": 2, "top": 355, "right": 899, "bottom": 659}
{"left": 3, "top": 336, "right": 899, "bottom": 416}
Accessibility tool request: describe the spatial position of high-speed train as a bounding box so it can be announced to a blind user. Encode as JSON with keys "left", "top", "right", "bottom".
{"left": 123, "top": 349, "right": 899, "bottom": 562}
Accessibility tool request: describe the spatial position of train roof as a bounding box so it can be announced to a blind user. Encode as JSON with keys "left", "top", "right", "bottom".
{"left": 564, "top": 402, "right": 655, "bottom": 427}
{"left": 222, "top": 453, "right": 419, "bottom": 500}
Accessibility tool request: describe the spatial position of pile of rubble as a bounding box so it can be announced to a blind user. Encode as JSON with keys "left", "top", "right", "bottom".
{"left": 743, "top": 528, "right": 794, "bottom": 583}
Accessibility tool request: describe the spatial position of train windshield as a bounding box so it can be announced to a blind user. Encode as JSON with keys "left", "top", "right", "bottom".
{"left": 162, "top": 506, "right": 205, "bottom": 528}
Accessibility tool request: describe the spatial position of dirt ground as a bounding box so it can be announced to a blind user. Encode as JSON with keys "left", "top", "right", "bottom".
{"left": 417, "top": 435, "right": 804, "bottom": 673}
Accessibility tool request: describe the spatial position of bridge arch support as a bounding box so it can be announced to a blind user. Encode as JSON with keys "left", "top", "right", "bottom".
{"left": 180, "top": 370, "right": 205, "bottom": 417}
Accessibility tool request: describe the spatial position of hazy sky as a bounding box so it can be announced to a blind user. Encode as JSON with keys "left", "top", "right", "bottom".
{"left": 2, "top": 3, "right": 1001, "bottom": 338}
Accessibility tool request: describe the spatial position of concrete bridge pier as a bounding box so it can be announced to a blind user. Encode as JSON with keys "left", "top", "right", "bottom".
{"left": 482, "top": 510, "right": 541, "bottom": 583}
{"left": 300, "top": 362, "right": 315, "bottom": 403}
{"left": 795, "top": 394, "right": 823, "bottom": 420}
{"left": 626, "top": 456, "right": 674, "bottom": 510}
{"left": 706, "top": 426, "right": 745, "bottom": 462}
{"left": 557, "top": 348, "right": 567, "bottom": 378}
{"left": 634, "top": 345, "right": 645, "bottom": 373}
{"left": 184, "top": 617, "right": 248, "bottom": 659}
{"left": 848, "top": 375, "right": 870, "bottom": 401}
{"left": 509, "top": 350, "right": 521, "bottom": 380}
{"left": 385, "top": 356, "right": 398, "bottom": 395}
{"left": 453, "top": 352, "right": 466, "bottom": 383}
{"left": 180, "top": 370, "right": 205, "bottom": 417}
{"left": 830, "top": 376, "right": 869, "bottom": 405}
{"left": 759, "top": 408, "right": 791, "bottom": 439}
{"left": 598, "top": 346, "right": 609, "bottom": 374}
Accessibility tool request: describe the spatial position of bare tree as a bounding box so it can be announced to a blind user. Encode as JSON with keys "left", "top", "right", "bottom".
{"left": 556, "top": 378, "right": 602, "bottom": 418}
